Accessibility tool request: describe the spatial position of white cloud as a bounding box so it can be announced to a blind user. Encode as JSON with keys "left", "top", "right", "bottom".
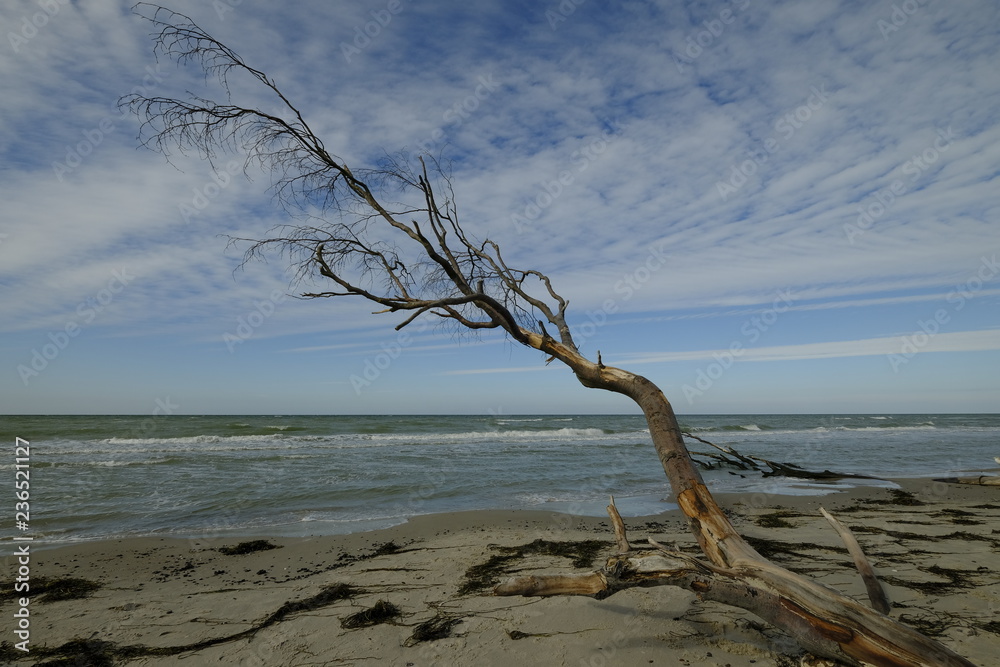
{"left": 619, "top": 329, "right": 1000, "bottom": 365}
{"left": 2, "top": 0, "right": 998, "bottom": 412}
{"left": 444, "top": 329, "right": 1000, "bottom": 375}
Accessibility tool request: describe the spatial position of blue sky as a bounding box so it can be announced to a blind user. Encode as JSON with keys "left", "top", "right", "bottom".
{"left": 1, "top": 0, "right": 999, "bottom": 415}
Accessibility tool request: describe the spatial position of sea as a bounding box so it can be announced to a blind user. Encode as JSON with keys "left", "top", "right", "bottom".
{"left": 2, "top": 414, "right": 998, "bottom": 545}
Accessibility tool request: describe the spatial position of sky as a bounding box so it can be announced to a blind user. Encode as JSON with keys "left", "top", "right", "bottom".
{"left": 1, "top": 0, "right": 999, "bottom": 416}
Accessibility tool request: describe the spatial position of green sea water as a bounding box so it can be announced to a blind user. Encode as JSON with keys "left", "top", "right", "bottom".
{"left": 1, "top": 413, "right": 997, "bottom": 544}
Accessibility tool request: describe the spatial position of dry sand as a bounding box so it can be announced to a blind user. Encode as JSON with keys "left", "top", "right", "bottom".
{"left": 3, "top": 478, "right": 999, "bottom": 666}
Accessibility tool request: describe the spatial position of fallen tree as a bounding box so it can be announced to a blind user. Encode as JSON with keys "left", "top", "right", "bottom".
{"left": 684, "top": 431, "right": 884, "bottom": 481}
{"left": 121, "top": 5, "right": 974, "bottom": 664}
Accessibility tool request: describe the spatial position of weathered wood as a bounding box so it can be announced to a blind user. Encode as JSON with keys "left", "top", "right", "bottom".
{"left": 494, "top": 572, "right": 607, "bottom": 597}
{"left": 492, "top": 351, "right": 975, "bottom": 665}
{"left": 497, "top": 501, "right": 975, "bottom": 666}
{"left": 497, "top": 547, "right": 900, "bottom": 665}
{"left": 820, "top": 507, "right": 890, "bottom": 614}
{"left": 607, "top": 496, "right": 632, "bottom": 554}
{"left": 684, "top": 431, "right": 758, "bottom": 469}
{"left": 935, "top": 475, "right": 1000, "bottom": 486}
{"left": 751, "top": 456, "right": 882, "bottom": 481}
{"left": 684, "top": 431, "right": 884, "bottom": 481}
{"left": 690, "top": 450, "right": 745, "bottom": 470}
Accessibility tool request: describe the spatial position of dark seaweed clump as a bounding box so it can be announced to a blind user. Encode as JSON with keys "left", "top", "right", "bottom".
{"left": 0, "top": 583, "right": 361, "bottom": 664}
{"left": 218, "top": 540, "right": 281, "bottom": 555}
{"left": 754, "top": 510, "right": 805, "bottom": 528}
{"left": 404, "top": 614, "right": 463, "bottom": 645}
{"left": 0, "top": 576, "right": 101, "bottom": 604}
{"left": 340, "top": 600, "right": 402, "bottom": 629}
{"left": 262, "top": 582, "right": 359, "bottom": 626}
{"left": 860, "top": 489, "right": 925, "bottom": 507}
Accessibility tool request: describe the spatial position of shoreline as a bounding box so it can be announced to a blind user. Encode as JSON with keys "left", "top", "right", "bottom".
{"left": 4, "top": 478, "right": 999, "bottom": 665}
{"left": 27, "top": 474, "right": 942, "bottom": 550}
{"left": 14, "top": 413, "right": 999, "bottom": 548}
{"left": 19, "top": 476, "right": 984, "bottom": 551}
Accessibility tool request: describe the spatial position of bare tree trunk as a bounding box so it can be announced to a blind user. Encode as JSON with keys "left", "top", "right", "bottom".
{"left": 628, "top": 375, "right": 761, "bottom": 566}
{"left": 499, "top": 360, "right": 975, "bottom": 666}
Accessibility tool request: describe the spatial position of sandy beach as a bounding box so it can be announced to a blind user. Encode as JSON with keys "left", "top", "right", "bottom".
{"left": 3, "top": 478, "right": 999, "bottom": 666}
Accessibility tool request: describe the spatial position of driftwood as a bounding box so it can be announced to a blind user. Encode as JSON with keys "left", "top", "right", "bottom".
{"left": 497, "top": 499, "right": 972, "bottom": 666}
{"left": 753, "top": 458, "right": 880, "bottom": 481}
{"left": 607, "top": 495, "right": 632, "bottom": 554}
{"left": 819, "top": 508, "right": 890, "bottom": 615}
{"left": 684, "top": 432, "right": 883, "bottom": 481}
{"left": 935, "top": 475, "right": 1000, "bottom": 486}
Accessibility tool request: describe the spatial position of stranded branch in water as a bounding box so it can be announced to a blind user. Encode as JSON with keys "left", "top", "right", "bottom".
{"left": 682, "top": 432, "right": 883, "bottom": 481}
{"left": 685, "top": 433, "right": 1000, "bottom": 486}
{"left": 935, "top": 475, "right": 1000, "bottom": 487}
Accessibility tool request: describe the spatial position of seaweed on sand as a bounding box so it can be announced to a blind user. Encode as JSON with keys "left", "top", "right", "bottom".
{"left": 218, "top": 539, "right": 281, "bottom": 555}
{"left": 979, "top": 621, "right": 1000, "bottom": 635}
{"left": 261, "top": 582, "right": 359, "bottom": 626}
{"left": 371, "top": 540, "right": 402, "bottom": 556}
{"left": 2, "top": 583, "right": 362, "bottom": 665}
{"left": 861, "top": 489, "right": 926, "bottom": 507}
{"left": 0, "top": 576, "right": 101, "bottom": 604}
{"left": 340, "top": 599, "right": 402, "bottom": 629}
{"left": 459, "top": 538, "right": 608, "bottom": 595}
{"left": 932, "top": 508, "right": 982, "bottom": 526}
{"left": 404, "top": 613, "right": 463, "bottom": 645}
{"left": 742, "top": 535, "right": 847, "bottom": 562}
{"left": 882, "top": 564, "right": 979, "bottom": 595}
{"left": 754, "top": 509, "right": 806, "bottom": 528}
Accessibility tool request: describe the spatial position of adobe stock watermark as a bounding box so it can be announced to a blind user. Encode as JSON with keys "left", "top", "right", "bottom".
{"left": 683, "top": 290, "right": 796, "bottom": 404}
{"left": 391, "top": 439, "right": 476, "bottom": 518}
{"left": 53, "top": 63, "right": 170, "bottom": 182}
{"left": 843, "top": 127, "right": 955, "bottom": 244}
{"left": 566, "top": 242, "right": 670, "bottom": 349}
{"left": 887, "top": 254, "right": 998, "bottom": 372}
{"left": 877, "top": 0, "right": 932, "bottom": 40}
{"left": 212, "top": 0, "right": 243, "bottom": 20}
{"left": 222, "top": 290, "right": 286, "bottom": 352}
{"left": 672, "top": 0, "right": 752, "bottom": 73}
{"left": 7, "top": 0, "right": 69, "bottom": 54}
{"left": 716, "top": 84, "right": 831, "bottom": 202}
{"left": 340, "top": 0, "right": 412, "bottom": 63}
{"left": 126, "top": 397, "right": 181, "bottom": 440}
{"left": 16, "top": 268, "right": 136, "bottom": 385}
{"left": 510, "top": 127, "right": 616, "bottom": 234}
{"left": 410, "top": 73, "right": 502, "bottom": 156}
{"left": 349, "top": 320, "right": 429, "bottom": 395}
{"left": 545, "top": 0, "right": 587, "bottom": 30}
{"left": 178, "top": 155, "right": 244, "bottom": 224}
